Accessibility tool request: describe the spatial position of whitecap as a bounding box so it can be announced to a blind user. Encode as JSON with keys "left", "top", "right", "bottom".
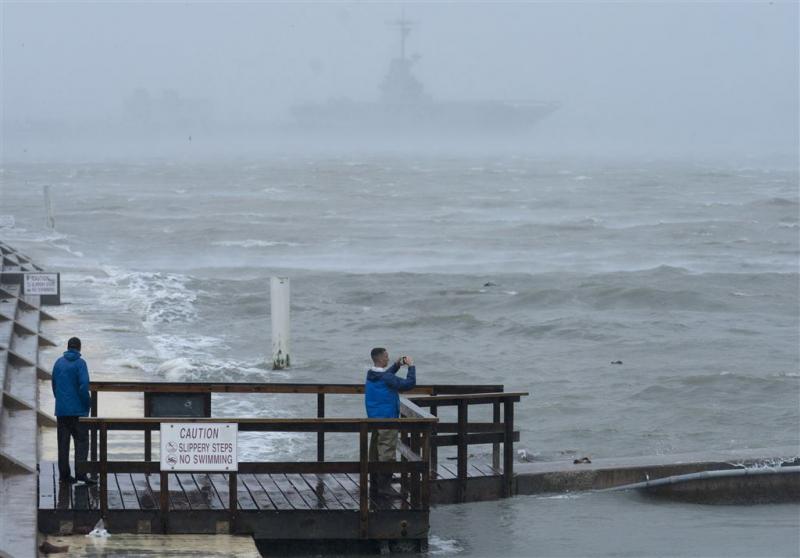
{"left": 147, "top": 334, "right": 224, "bottom": 361}
{"left": 155, "top": 357, "right": 194, "bottom": 381}
{"left": 212, "top": 239, "right": 299, "bottom": 248}
{"left": 428, "top": 535, "right": 464, "bottom": 555}
{"left": 99, "top": 267, "right": 198, "bottom": 331}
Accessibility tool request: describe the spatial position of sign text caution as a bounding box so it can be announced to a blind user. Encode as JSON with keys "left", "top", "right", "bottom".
{"left": 160, "top": 423, "right": 238, "bottom": 472}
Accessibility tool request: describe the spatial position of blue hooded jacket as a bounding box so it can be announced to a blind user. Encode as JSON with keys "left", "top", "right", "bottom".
{"left": 365, "top": 362, "right": 417, "bottom": 419}
{"left": 51, "top": 349, "right": 91, "bottom": 417}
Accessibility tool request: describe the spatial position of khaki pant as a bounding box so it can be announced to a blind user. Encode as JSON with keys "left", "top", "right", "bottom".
{"left": 369, "top": 429, "right": 398, "bottom": 494}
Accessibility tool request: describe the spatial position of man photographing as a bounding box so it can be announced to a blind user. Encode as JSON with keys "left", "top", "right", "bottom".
{"left": 364, "top": 347, "right": 417, "bottom": 497}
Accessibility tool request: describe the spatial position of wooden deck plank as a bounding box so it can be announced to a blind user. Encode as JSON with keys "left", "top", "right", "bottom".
{"left": 207, "top": 473, "right": 256, "bottom": 511}
{"left": 313, "top": 473, "right": 359, "bottom": 510}
{"left": 343, "top": 473, "right": 401, "bottom": 511}
{"left": 131, "top": 473, "right": 158, "bottom": 510}
{"left": 270, "top": 473, "right": 310, "bottom": 510}
{"left": 115, "top": 473, "right": 142, "bottom": 510}
{"left": 330, "top": 473, "right": 366, "bottom": 507}
{"left": 207, "top": 474, "right": 234, "bottom": 510}
{"left": 235, "top": 475, "right": 258, "bottom": 511}
{"left": 240, "top": 474, "right": 275, "bottom": 511}
{"left": 107, "top": 473, "right": 125, "bottom": 510}
{"left": 472, "top": 462, "right": 501, "bottom": 477}
{"left": 144, "top": 473, "right": 164, "bottom": 511}
{"left": 285, "top": 473, "right": 333, "bottom": 510}
{"left": 168, "top": 473, "right": 192, "bottom": 510}
{"left": 194, "top": 473, "right": 225, "bottom": 510}
{"left": 254, "top": 474, "right": 294, "bottom": 510}
{"left": 470, "top": 463, "right": 488, "bottom": 478}
{"left": 438, "top": 462, "right": 458, "bottom": 479}
{"left": 175, "top": 473, "right": 211, "bottom": 511}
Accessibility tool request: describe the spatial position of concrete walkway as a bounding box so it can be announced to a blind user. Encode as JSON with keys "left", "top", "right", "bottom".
{"left": 515, "top": 446, "right": 800, "bottom": 495}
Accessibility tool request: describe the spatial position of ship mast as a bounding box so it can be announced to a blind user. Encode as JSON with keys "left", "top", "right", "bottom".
{"left": 388, "top": 13, "right": 415, "bottom": 61}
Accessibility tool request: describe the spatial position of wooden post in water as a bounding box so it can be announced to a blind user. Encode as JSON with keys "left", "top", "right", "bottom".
{"left": 43, "top": 185, "right": 55, "bottom": 230}
{"left": 270, "top": 277, "right": 291, "bottom": 369}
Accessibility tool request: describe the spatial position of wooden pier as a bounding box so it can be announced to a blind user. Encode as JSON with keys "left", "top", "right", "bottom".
{"left": 37, "top": 382, "right": 526, "bottom": 551}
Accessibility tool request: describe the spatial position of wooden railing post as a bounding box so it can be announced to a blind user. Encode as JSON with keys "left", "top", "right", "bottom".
{"left": 492, "top": 401, "right": 501, "bottom": 471}
{"left": 410, "top": 431, "right": 421, "bottom": 509}
{"left": 144, "top": 430, "right": 152, "bottom": 462}
{"left": 144, "top": 392, "right": 151, "bottom": 462}
{"left": 504, "top": 400, "right": 515, "bottom": 497}
{"left": 457, "top": 399, "right": 468, "bottom": 503}
{"left": 421, "top": 428, "right": 431, "bottom": 511}
{"left": 99, "top": 423, "right": 108, "bottom": 516}
{"left": 90, "top": 391, "right": 98, "bottom": 462}
{"left": 159, "top": 471, "right": 169, "bottom": 533}
{"left": 229, "top": 472, "right": 238, "bottom": 525}
{"left": 429, "top": 404, "right": 438, "bottom": 479}
{"left": 317, "top": 393, "right": 325, "bottom": 462}
{"left": 400, "top": 430, "right": 409, "bottom": 510}
{"left": 359, "top": 423, "right": 369, "bottom": 539}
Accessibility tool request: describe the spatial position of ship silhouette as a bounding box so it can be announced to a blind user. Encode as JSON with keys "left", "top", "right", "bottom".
{"left": 290, "top": 17, "right": 558, "bottom": 137}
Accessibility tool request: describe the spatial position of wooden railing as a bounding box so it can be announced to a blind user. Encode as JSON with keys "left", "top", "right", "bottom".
{"left": 88, "top": 382, "right": 503, "bottom": 463}
{"left": 78, "top": 416, "right": 435, "bottom": 537}
{"left": 86, "top": 382, "right": 527, "bottom": 504}
{"left": 401, "top": 392, "right": 527, "bottom": 501}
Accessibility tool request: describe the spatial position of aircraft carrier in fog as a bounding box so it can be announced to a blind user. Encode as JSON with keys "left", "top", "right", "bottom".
{"left": 290, "top": 18, "right": 558, "bottom": 137}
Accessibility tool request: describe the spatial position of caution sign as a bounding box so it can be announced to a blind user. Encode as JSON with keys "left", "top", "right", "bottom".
{"left": 160, "top": 423, "right": 238, "bottom": 471}
{"left": 23, "top": 273, "right": 59, "bottom": 296}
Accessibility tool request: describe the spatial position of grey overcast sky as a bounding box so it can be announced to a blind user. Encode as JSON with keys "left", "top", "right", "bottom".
{"left": 1, "top": 1, "right": 798, "bottom": 158}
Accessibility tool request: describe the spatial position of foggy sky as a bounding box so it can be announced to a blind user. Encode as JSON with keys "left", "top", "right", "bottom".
{"left": 1, "top": 1, "right": 798, "bottom": 159}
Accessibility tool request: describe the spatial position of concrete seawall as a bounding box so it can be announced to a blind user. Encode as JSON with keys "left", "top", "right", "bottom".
{"left": 514, "top": 447, "right": 799, "bottom": 503}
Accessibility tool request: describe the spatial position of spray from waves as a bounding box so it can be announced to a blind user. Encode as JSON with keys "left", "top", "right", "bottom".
{"left": 99, "top": 266, "right": 198, "bottom": 330}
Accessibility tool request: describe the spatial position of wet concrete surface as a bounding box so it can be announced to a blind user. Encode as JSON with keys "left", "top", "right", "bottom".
{"left": 40, "top": 533, "right": 261, "bottom": 557}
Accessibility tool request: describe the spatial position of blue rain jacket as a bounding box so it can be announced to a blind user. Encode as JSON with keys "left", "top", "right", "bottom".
{"left": 365, "top": 362, "right": 417, "bottom": 419}
{"left": 51, "top": 349, "right": 91, "bottom": 416}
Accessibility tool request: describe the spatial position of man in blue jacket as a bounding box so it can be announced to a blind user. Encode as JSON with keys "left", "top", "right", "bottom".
{"left": 365, "top": 347, "right": 416, "bottom": 496}
{"left": 52, "top": 337, "right": 94, "bottom": 484}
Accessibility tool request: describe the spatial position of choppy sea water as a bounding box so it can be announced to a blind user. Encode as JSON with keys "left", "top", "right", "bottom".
{"left": 2, "top": 156, "right": 798, "bottom": 556}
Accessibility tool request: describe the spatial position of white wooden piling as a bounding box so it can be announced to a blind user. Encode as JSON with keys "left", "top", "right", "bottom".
{"left": 270, "top": 277, "right": 291, "bottom": 369}
{"left": 43, "top": 185, "right": 55, "bottom": 230}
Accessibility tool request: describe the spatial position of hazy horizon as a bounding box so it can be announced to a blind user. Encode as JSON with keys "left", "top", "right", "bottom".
{"left": 1, "top": 1, "right": 798, "bottom": 161}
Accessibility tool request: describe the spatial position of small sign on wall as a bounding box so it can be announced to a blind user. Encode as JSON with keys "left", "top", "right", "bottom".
{"left": 23, "top": 273, "right": 59, "bottom": 295}
{"left": 160, "top": 423, "right": 238, "bottom": 471}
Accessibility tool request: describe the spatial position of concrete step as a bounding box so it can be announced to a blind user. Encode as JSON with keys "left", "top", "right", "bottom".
{"left": 0, "top": 348, "right": 6, "bottom": 416}
{"left": 0, "top": 405, "right": 37, "bottom": 472}
{"left": 9, "top": 331, "right": 38, "bottom": 365}
{"left": 0, "top": 317, "right": 12, "bottom": 349}
{"left": 4, "top": 362, "right": 37, "bottom": 409}
{"left": 0, "top": 472, "right": 38, "bottom": 558}
{"left": 13, "top": 307, "right": 40, "bottom": 336}
{"left": 0, "top": 293, "right": 18, "bottom": 323}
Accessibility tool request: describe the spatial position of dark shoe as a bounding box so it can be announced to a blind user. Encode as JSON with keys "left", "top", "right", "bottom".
{"left": 59, "top": 476, "right": 76, "bottom": 484}
{"left": 77, "top": 476, "right": 97, "bottom": 486}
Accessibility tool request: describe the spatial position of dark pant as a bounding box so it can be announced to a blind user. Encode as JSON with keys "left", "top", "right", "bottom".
{"left": 57, "top": 416, "right": 89, "bottom": 480}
